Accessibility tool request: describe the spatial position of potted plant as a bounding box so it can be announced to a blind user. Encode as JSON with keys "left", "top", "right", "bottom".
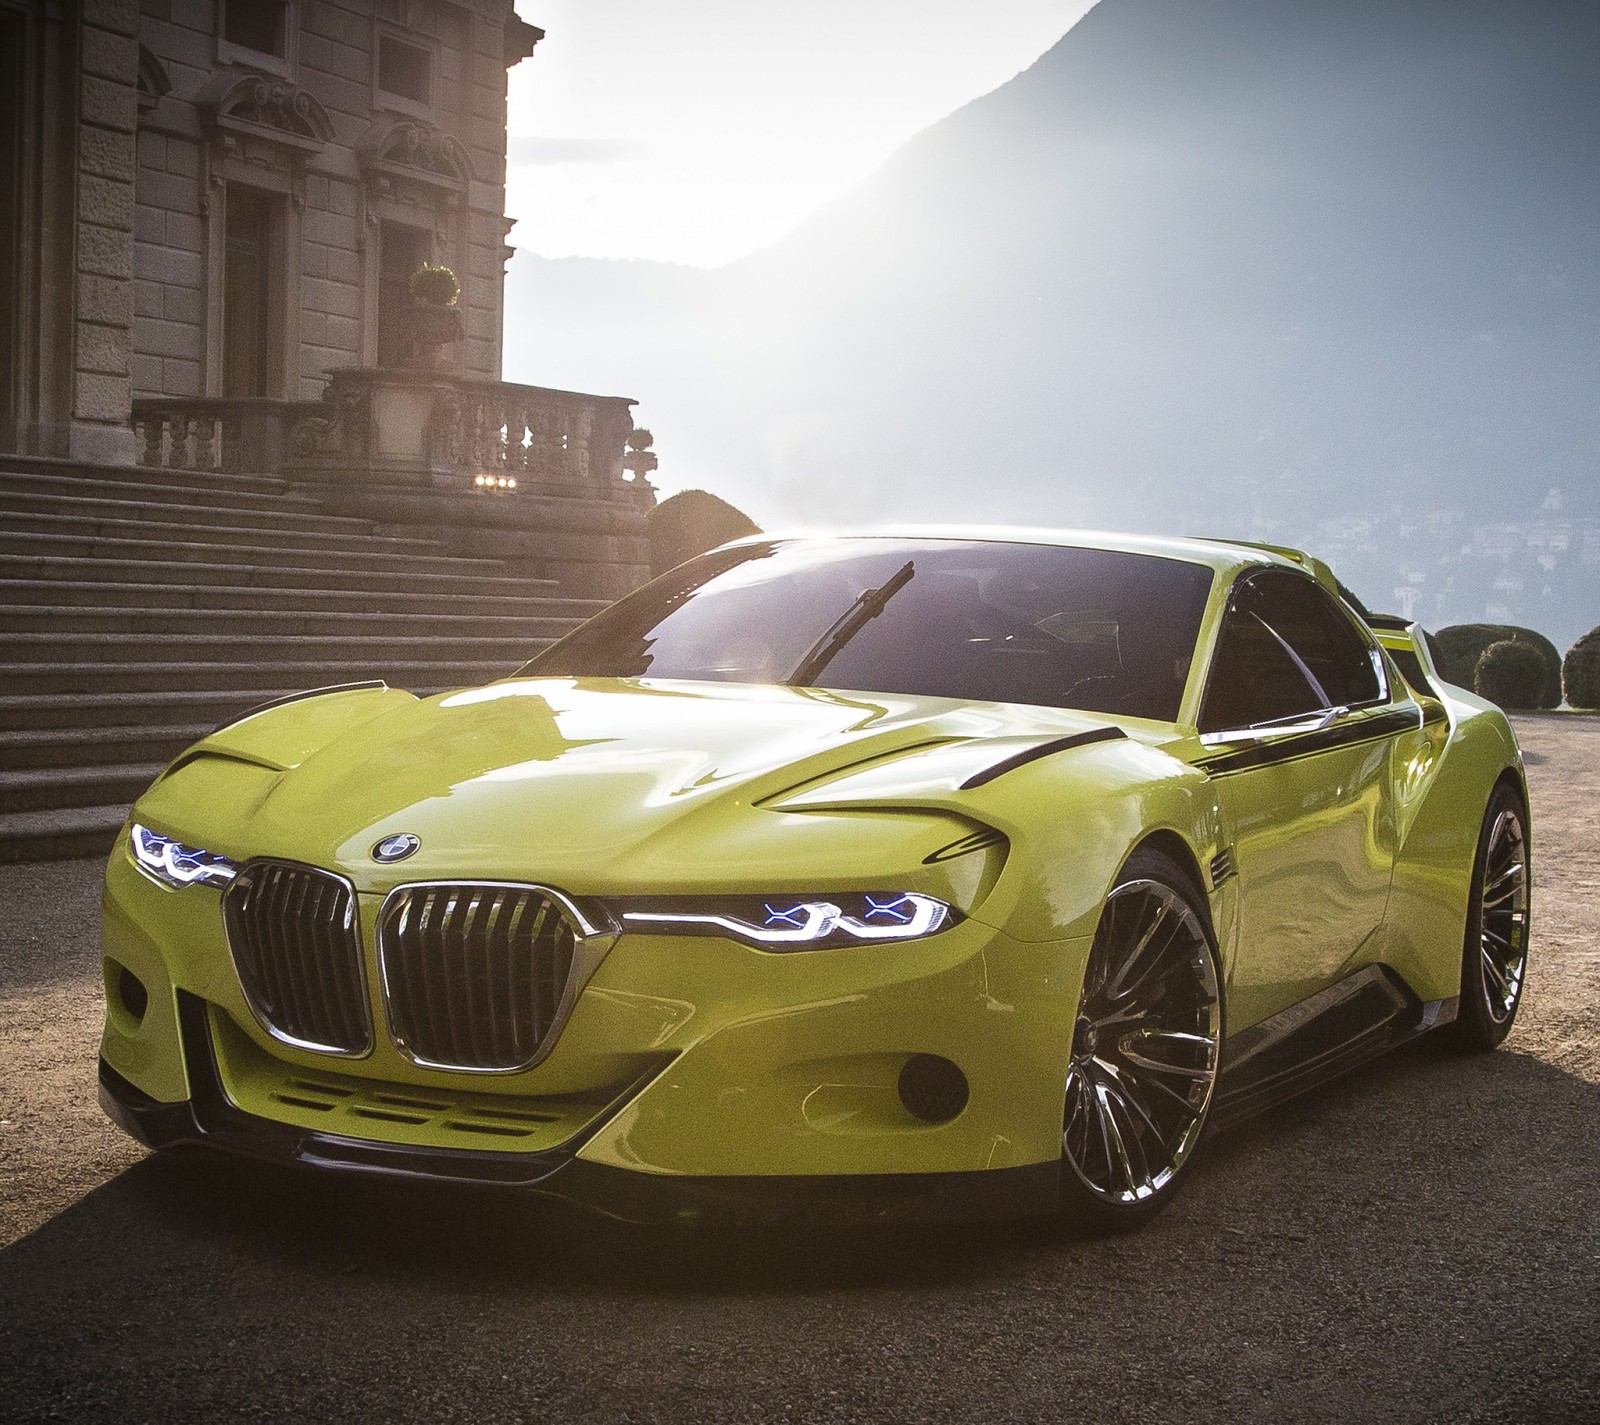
{"left": 407, "top": 264, "right": 464, "bottom": 355}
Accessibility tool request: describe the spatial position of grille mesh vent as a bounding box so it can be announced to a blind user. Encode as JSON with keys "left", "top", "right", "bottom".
{"left": 378, "top": 883, "right": 580, "bottom": 1071}
{"left": 222, "top": 861, "right": 371, "bottom": 1055}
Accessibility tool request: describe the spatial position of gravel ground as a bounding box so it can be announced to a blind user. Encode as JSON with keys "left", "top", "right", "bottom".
{"left": 2, "top": 714, "right": 1597, "bottom": 1424}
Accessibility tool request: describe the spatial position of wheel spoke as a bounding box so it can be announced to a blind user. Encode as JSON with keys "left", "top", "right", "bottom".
{"left": 1106, "top": 900, "right": 1173, "bottom": 1002}
{"left": 1120, "top": 1046, "right": 1214, "bottom": 1080}
{"left": 1094, "top": 1080, "right": 1139, "bottom": 1195}
{"left": 1480, "top": 943, "right": 1511, "bottom": 999}
{"left": 1097, "top": 1064, "right": 1175, "bottom": 1172}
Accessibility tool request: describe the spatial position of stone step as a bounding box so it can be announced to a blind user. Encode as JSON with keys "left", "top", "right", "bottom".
{"left": 0, "top": 554, "right": 547, "bottom": 597}
{"left": 0, "top": 484, "right": 385, "bottom": 538}
{"left": 0, "top": 722, "right": 213, "bottom": 771}
{"left": 0, "top": 761, "right": 166, "bottom": 814}
{"left": 0, "top": 802, "right": 128, "bottom": 864}
{"left": 0, "top": 527, "right": 510, "bottom": 577}
{"left": 0, "top": 657, "right": 523, "bottom": 695}
{"left": 0, "top": 464, "right": 360, "bottom": 515}
{"left": 0, "top": 577, "right": 585, "bottom": 611}
{"left": 0, "top": 507, "right": 449, "bottom": 558}
{"left": 0, "top": 631, "right": 548, "bottom": 665}
{"left": 5, "top": 455, "right": 294, "bottom": 499}
{"left": 0, "top": 604, "right": 588, "bottom": 639}
{"left": 0, "top": 689, "right": 304, "bottom": 732}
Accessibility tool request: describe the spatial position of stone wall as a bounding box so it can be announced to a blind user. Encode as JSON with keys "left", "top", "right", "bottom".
{"left": 0, "top": 0, "right": 536, "bottom": 459}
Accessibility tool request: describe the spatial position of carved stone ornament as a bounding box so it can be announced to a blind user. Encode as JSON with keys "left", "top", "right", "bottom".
{"left": 358, "top": 118, "right": 475, "bottom": 196}
{"left": 196, "top": 69, "right": 334, "bottom": 155}
{"left": 290, "top": 382, "right": 370, "bottom": 461}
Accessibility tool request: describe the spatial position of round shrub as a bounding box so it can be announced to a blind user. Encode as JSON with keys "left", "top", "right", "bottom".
{"left": 1433, "top": 624, "right": 1561, "bottom": 707}
{"left": 1474, "top": 640, "right": 1547, "bottom": 710}
{"left": 648, "top": 489, "right": 760, "bottom": 575}
{"left": 408, "top": 264, "right": 460, "bottom": 307}
{"left": 1563, "top": 629, "right": 1600, "bottom": 709}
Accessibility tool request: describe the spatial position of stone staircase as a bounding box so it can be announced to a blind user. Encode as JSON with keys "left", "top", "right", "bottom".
{"left": 0, "top": 460, "right": 609, "bottom": 861}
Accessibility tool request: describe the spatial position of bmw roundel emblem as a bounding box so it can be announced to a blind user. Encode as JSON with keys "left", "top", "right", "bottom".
{"left": 372, "top": 832, "right": 421, "bottom": 863}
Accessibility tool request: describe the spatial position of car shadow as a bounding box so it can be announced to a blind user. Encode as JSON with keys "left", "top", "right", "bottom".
{"left": 3, "top": 1037, "right": 1598, "bottom": 1423}
{"left": 3, "top": 1034, "right": 1596, "bottom": 1295}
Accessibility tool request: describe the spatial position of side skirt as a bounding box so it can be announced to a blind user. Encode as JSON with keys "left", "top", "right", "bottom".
{"left": 1211, "top": 966, "right": 1457, "bottom": 1128}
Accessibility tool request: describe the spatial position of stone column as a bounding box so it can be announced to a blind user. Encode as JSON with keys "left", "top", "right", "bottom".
{"left": 70, "top": 0, "right": 139, "bottom": 464}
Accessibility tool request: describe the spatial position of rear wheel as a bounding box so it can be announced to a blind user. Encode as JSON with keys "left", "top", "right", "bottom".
{"left": 1450, "top": 783, "right": 1530, "bottom": 1051}
{"left": 1060, "top": 849, "right": 1222, "bottom": 1229}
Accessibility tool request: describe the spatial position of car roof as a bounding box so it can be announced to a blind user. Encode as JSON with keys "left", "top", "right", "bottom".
{"left": 722, "top": 525, "right": 1308, "bottom": 579}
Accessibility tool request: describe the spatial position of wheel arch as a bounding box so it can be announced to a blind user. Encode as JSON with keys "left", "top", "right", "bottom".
{"left": 1124, "top": 828, "right": 1212, "bottom": 931}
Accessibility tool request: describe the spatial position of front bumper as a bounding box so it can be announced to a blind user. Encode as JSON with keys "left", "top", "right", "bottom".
{"left": 99, "top": 992, "right": 1058, "bottom": 1224}
{"left": 101, "top": 836, "right": 1087, "bottom": 1222}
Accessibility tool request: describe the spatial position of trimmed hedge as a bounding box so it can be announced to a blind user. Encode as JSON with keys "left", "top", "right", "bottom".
{"left": 648, "top": 489, "right": 761, "bottom": 575}
{"left": 1433, "top": 624, "right": 1561, "bottom": 708}
{"left": 1564, "top": 628, "right": 1600, "bottom": 710}
{"left": 1474, "top": 640, "right": 1548, "bottom": 710}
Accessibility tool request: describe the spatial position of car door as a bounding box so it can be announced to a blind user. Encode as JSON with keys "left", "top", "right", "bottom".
{"left": 1196, "top": 568, "right": 1410, "bottom": 1031}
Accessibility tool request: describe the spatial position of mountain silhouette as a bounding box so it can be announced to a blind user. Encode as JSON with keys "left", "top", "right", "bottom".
{"left": 507, "top": 0, "right": 1600, "bottom": 643}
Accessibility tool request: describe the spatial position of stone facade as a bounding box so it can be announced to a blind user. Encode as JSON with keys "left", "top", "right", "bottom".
{"left": 0, "top": 0, "right": 540, "bottom": 463}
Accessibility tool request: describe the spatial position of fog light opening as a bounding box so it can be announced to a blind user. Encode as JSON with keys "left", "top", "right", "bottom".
{"left": 117, "top": 965, "right": 149, "bottom": 1024}
{"left": 898, "top": 1054, "right": 969, "bottom": 1124}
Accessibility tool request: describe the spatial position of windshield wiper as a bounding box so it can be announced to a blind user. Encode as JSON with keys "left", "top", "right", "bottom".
{"left": 787, "top": 560, "right": 916, "bottom": 687}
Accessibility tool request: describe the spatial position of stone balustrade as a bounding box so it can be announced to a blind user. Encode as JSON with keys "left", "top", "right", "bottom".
{"left": 432, "top": 378, "right": 646, "bottom": 499}
{"left": 131, "top": 398, "right": 311, "bottom": 475}
{"left": 130, "top": 374, "right": 657, "bottom": 507}
{"left": 129, "top": 370, "right": 658, "bottom": 599}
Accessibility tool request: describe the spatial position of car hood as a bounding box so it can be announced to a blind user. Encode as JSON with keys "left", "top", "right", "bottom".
{"left": 140, "top": 676, "right": 1134, "bottom": 888}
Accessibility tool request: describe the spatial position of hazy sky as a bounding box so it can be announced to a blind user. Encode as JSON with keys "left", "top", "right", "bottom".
{"left": 504, "top": 0, "right": 1098, "bottom": 267}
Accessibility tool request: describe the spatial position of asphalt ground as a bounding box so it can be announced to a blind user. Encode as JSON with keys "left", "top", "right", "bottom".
{"left": 2, "top": 714, "right": 1597, "bottom": 1424}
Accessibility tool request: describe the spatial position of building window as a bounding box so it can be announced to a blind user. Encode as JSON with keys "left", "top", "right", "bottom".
{"left": 224, "top": 0, "right": 288, "bottom": 57}
{"left": 223, "top": 188, "right": 280, "bottom": 397}
{"left": 377, "top": 34, "right": 432, "bottom": 109}
{"left": 377, "top": 222, "right": 430, "bottom": 368}
{"left": 218, "top": 1, "right": 296, "bottom": 77}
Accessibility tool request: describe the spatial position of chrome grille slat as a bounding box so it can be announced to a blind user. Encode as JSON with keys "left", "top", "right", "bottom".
{"left": 222, "top": 860, "right": 370, "bottom": 1056}
{"left": 378, "top": 881, "right": 585, "bottom": 1072}
{"left": 328, "top": 883, "right": 362, "bottom": 1051}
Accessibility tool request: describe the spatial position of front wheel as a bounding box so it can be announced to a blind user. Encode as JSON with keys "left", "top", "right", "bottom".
{"left": 1060, "top": 848, "right": 1222, "bottom": 1230}
{"left": 1450, "top": 783, "right": 1531, "bottom": 1051}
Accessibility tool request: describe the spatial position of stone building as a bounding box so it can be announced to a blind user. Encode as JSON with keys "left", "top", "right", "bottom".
{"left": 3, "top": 0, "right": 550, "bottom": 459}
{"left": 0, "top": 0, "right": 656, "bottom": 567}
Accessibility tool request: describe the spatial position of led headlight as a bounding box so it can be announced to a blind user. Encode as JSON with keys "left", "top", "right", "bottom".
{"left": 130, "top": 823, "right": 238, "bottom": 889}
{"left": 612, "top": 891, "right": 954, "bottom": 950}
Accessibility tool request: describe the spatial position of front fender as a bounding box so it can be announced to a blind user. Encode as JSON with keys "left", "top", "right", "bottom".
{"left": 768, "top": 735, "right": 1223, "bottom": 946}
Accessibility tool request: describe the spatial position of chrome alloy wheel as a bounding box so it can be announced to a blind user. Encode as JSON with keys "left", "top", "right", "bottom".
{"left": 1063, "top": 878, "right": 1221, "bottom": 1207}
{"left": 1476, "top": 805, "right": 1530, "bottom": 1024}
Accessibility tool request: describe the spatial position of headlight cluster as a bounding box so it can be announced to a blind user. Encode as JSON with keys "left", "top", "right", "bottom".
{"left": 612, "top": 891, "right": 955, "bottom": 950}
{"left": 130, "top": 823, "right": 238, "bottom": 888}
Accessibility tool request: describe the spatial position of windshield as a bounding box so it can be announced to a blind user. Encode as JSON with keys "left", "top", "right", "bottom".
{"left": 519, "top": 539, "right": 1215, "bottom": 721}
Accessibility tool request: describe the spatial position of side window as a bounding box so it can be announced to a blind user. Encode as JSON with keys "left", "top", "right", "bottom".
{"left": 1200, "top": 570, "right": 1384, "bottom": 732}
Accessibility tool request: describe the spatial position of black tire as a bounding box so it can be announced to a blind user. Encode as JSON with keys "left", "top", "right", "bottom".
{"left": 1450, "top": 782, "right": 1531, "bottom": 1051}
{"left": 1059, "top": 847, "right": 1223, "bottom": 1230}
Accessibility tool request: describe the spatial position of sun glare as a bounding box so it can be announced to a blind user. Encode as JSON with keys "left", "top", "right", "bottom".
{"left": 506, "top": 0, "right": 1099, "bottom": 267}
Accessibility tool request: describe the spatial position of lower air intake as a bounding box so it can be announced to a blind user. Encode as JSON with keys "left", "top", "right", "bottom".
{"left": 377, "top": 883, "right": 581, "bottom": 1072}
{"left": 222, "top": 860, "right": 371, "bottom": 1055}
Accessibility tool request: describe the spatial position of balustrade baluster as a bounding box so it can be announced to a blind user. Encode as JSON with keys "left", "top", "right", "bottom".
{"left": 508, "top": 400, "right": 530, "bottom": 472}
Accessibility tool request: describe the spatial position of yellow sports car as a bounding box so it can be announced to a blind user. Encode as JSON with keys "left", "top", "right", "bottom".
{"left": 99, "top": 530, "right": 1530, "bottom": 1226}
